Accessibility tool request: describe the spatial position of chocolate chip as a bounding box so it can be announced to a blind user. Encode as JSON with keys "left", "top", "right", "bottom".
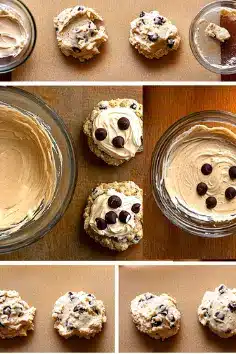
{"left": 112, "top": 136, "right": 124, "bottom": 148}
{"left": 148, "top": 33, "right": 159, "bottom": 42}
{"left": 154, "top": 16, "right": 166, "bottom": 25}
{"left": 108, "top": 195, "right": 122, "bottom": 209}
{"left": 95, "top": 217, "right": 107, "bottom": 230}
{"left": 140, "top": 11, "right": 145, "bottom": 17}
{"left": 167, "top": 314, "right": 175, "bottom": 322}
{"left": 78, "top": 6, "right": 84, "bottom": 11}
{"left": 167, "top": 39, "right": 175, "bottom": 48}
{"left": 219, "top": 285, "right": 227, "bottom": 294}
{"left": 225, "top": 187, "right": 236, "bottom": 200}
{"left": 201, "top": 163, "right": 213, "bottom": 175}
{"left": 229, "top": 166, "right": 236, "bottom": 179}
{"left": 72, "top": 47, "right": 81, "bottom": 53}
{"left": 105, "top": 211, "right": 118, "bottom": 224}
{"left": 119, "top": 210, "right": 131, "bottom": 223}
{"left": 68, "top": 292, "right": 74, "bottom": 300}
{"left": 215, "top": 312, "right": 225, "bottom": 321}
{"left": 130, "top": 103, "right": 137, "bottom": 110}
{"left": 151, "top": 319, "right": 162, "bottom": 327}
{"left": 133, "top": 235, "right": 140, "bottom": 242}
{"left": 131, "top": 203, "right": 141, "bottom": 214}
{"left": 145, "top": 294, "right": 154, "bottom": 300}
{"left": 74, "top": 305, "right": 86, "bottom": 314}
{"left": 3, "top": 306, "right": 11, "bottom": 316}
{"left": 196, "top": 182, "right": 208, "bottom": 196}
{"left": 99, "top": 104, "right": 107, "bottom": 110}
{"left": 92, "top": 307, "right": 99, "bottom": 315}
{"left": 170, "top": 323, "right": 176, "bottom": 329}
{"left": 118, "top": 117, "right": 130, "bottom": 130}
{"left": 55, "top": 27, "right": 58, "bottom": 32}
{"left": 228, "top": 302, "right": 236, "bottom": 312}
{"left": 206, "top": 196, "right": 217, "bottom": 209}
{"left": 95, "top": 128, "right": 107, "bottom": 141}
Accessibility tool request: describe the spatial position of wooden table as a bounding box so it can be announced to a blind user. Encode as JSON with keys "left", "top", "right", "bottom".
{"left": 0, "top": 86, "right": 143, "bottom": 260}
{"left": 144, "top": 86, "right": 236, "bottom": 260}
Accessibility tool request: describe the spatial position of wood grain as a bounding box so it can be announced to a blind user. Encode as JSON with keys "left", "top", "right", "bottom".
{"left": 144, "top": 86, "right": 236, "bottom": 260}
{"left": 0, "top": 86, "right": 143, "bottom": 260}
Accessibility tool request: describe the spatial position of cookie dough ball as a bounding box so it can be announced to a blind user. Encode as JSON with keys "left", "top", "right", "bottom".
{"left": 0, "top": 290, "right": 36, "bottom": 339}
{"left": 52, "top": 291, "right": 106, "bottom": 339}
{"left": 131, "top": 292, "right": 181, "bottom": 340}
{"left": 198, "top": 284, "right": 236, "bottom": 338}
{"left": 83, "top": 98, "right": 143, "bottom": 166}
{"left": 54, "top": 6, "right": 108, "bottom": 62}
{"left": 84, "top": 181, "right": 143, "bottom": 251}
{"left": 129, "top": 10, "right": 181, "bottom": 59}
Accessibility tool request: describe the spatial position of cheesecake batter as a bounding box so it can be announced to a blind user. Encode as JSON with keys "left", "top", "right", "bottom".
{"left": 0, "top": 103, "right": 57, "bottom": 234}
{"left": 0, "top": 6, "right": 27, "bottom": 58}
{"left": 164, "top": 124, "right": 236, "bottom": 222}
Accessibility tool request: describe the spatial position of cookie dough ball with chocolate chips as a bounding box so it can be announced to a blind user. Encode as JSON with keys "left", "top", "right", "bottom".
{"left": 0, "top": 290, "right": 36, "bottom": 339}
{"left": 131, "top": 292, "right": 181, "bottom": 340}
{"left": 84, "top": 181, "right": 143, "bottom": 251}
{"left": 52, "top": 291, "right": 106, "bottom": 339}
{"left": 54, "top": 6, "right": 108, "bottom": 62}
{"left": 129, "top": 10, "right": 181, "bottom": 59}
{"left": 83, "top": 98, "right": 143, "bottom": 166}
{"left": 198, "top": 284, "right": 236, "bottom": 338}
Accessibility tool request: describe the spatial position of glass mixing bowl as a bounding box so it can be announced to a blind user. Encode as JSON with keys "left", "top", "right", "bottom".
{"left": 0, "top": 87, "right": 76, "bottom": 253}
{"left": 152, "top": 110, "right": 236, "bottom": 238}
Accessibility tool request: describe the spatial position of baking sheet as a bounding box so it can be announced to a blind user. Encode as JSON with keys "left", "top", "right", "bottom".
{"left": 0, "top": 265, "right": 114, "bottom": 352}
{"left": 12, "top": 0, "right": 218, "bottom": 81}
{"left": 119, "top": 265, "right": 236, "bottom": 352}
{"left": 0, "top": 86, "right": 143, "bottom": 261}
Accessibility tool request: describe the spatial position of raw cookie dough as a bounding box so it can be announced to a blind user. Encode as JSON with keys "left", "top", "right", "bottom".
{"left": 83, "top": 98, "right": 143, "bottom": 166}
{"left": 52, "top": 291, "right": 106, "bottom": 339}
{"left": 198, "top": 284, "right": 236, "bottom": 338}
{"left": 0, "top": 103, "right": 58, "bottom": 235}
{"left": 205, "top": 23, "right": 230, "bottom": 42}
{"left": 84, "top": 181, "right": 143, "bottom": 251}
{"left": 164, "top": 124, "right": 236, "bottom": 222}
{"left": 0, "top": 290, "right": 36, "bottom": 339}
{"left": 129, "top": 10, "right": 181, "bottom": 59}
{"left": 54, "top": 6, "right": 108, "bottom": 62}
{"left": 131, "top": 292, "right": 181, "bottom": 340}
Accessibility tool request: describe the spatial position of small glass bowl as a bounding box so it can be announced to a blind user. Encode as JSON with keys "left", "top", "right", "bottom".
{"left": 151, "top": 110, "right": 236, "bottom": 238}
{"left": 0, "top": 87, "right": 76, "bottom": 253}
{"left": 0, "top": 0, "right": 36, "bottom": 73}
{"left": 189, "top": 0, "right": 236, "bottom": 75}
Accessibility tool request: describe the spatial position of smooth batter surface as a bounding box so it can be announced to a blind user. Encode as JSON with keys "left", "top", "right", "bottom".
{"left": 0, "top": 104, "right": 57, "bottom": 234}
{"left": 52, "top": 291, "right": 106, "bottom": 339}
{"left": 0, "top": 6, "right": 27, "bottom": 58}
{"left": 164, "top": 124, "right": 236, "bottom": 222}
{"left": 198, "top": 284, "right": 236, "bottom": 338}
{"left": 131, "top": 292, "right": 181, "bottom": 340}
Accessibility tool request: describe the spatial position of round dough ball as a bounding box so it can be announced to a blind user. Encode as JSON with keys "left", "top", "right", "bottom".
{"left": 131, "top": 292, "right": 181, "bottom": 340}
{"left": 0, "top": 290, "right": 36, "bottom": 339}
{"left": 52, "top": 291, "right": 106, "bottom": 339}
{"left": 54, "top": 6, "right": 108, "bottom": 62}
{"left": 129, "top": 10, "right": 181, "bottom": 59}
{"left": 198, "top": 284, "right": 236, "bottom": 338}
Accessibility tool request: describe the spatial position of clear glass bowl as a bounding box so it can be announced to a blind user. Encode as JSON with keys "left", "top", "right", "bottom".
{"left": 152, "top": 110, "right": 236, "bottom": 238}
{"left": 189, "top": 0, "right": 236, "bottom": 75}
{"left": 0, "top": 87, "right": 76, "bottom": 253}
{"left": 0, "top": 0, "right": 36, "bottom": 73}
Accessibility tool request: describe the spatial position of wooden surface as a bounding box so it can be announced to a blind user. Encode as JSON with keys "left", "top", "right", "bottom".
{"left": 119, "top": 265, "right": 236, "bottom": 352}
{"left": 144, "top": 86, "right": 236, "bottom": 260}
{"left": 11, "top": 0, "right": 218, "bottom": 81}
{"left": 0, "top": 265, "right": 114, "bottom": 352}
{"left": 0, "top": 86, "right": 143, "bottom": 260}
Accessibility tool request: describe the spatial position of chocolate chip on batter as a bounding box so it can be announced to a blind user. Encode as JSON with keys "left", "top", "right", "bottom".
{"left": 167, "top": 38, "right": 175, "bottom": 48}
{"left": 145, "top": 294, "right": 154, "bottom": 300}
{"left": 108, "top": 195, "right": 122, "bottom": 209}
{"left": 154, "top": 16, "right": 166, "bottom": 25}
{"left": 77, "top": 6, "right": 84, "bottom": 11}
{"left": 92, "top": 307, "right": 100, "bottom": 315}
{"left": 151, "top": 318, "right": 162, "bottom": 327}
{"left": 112, "top": 136, "right": 124, "bottom": 148}
{"left": 228, "top": 301, "right": 236, "bottom": 312}
{"left": 201, "top": 163, "right": 213, "bottom": 175}
{"left": 229, "top": 166, "right": 236, "bottom": 179}
{"left": 72, "top": 47, "right": 81, "bottom": 53}
{"left": 225, "top": 187, "right": 236, "bottom": 200}
{"left": 196, "top": 182, "right": 208, "bottom": 196}
{"left": 219, "top": 285, "right": 227, "bottom": 294}
{"left": 215, "top": 312, "right": 225, "bottom": 321}
{"left": 167, "top": 314, "right": 175, "bottom": 322}
{"left": 73, "top": 305, "right": 86, "bottom": 314}
{"left": 206, "top": 196, "right": 217, "bottom": 209}
{"left": 148, "top": 33, "right": 159, "bottom": 42}
{"left": 105, "top": 211, "right": 118, "bottom": 224}
{"left": 131, "top": 203, "right": 141, "bottom": 214}
{"left": 118, "top": 117, "right": 130, "bottom": 130}
{"left": 2, "top": 306, "right": 11, "bottom": 316}
{"left": 95, "top": 217, "right": 107, "bottom": 230}
{"left": 130, "top": 103, "right": 137, "bottom": 110}
{"left": 68, "top": 292, "right": 74, "bottom": 301}
{"left": 119, "top": 210, "right": 131, "bottom": 223}
{"left": 95, "top": 128, "right": 107, "bottom": 141}
{"left": 140, "top": 11, "right": 145, "bottom": 17}
{"left": 99, "top": 104, "right": 108, "bottom": 110}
